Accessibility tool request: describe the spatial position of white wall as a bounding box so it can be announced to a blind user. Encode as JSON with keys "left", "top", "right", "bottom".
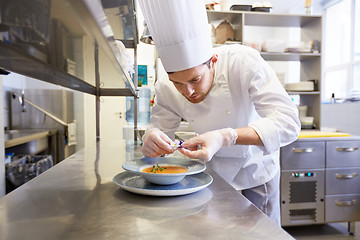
{"left": 321, "top": 103, "right": 360, "bottom": 135}
{"left": 81, "top": 36, "right": 96, "bottom": 146}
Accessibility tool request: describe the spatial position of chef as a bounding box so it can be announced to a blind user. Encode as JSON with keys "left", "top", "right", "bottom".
{"left": 138, "top": 0, "right": 300, "bottom": 225}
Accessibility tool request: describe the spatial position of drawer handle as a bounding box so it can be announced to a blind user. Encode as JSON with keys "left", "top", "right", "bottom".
{"left": 335, "top": 199, "right": 357, "bottom": 206}
{"left": 336, "top": 173, "right": 358, "bottom": 179}
{"left": 336, "top": 147, "right": 359, "bottom": 152}
{"left": 292, "top": 148, "right": 314, "bottom": 153}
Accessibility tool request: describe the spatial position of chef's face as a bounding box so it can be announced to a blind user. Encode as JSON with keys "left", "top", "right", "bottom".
{"left": 168, "top": 55, "right": 217, "bottom": 104}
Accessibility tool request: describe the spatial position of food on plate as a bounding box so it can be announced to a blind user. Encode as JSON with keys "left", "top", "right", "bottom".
{"left": 142, "top": 164, "right": 188, "bottom": 174}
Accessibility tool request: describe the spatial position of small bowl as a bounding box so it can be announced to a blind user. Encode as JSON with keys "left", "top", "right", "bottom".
{"left": 122, "top": 157, "right": 206, "bottom": 185}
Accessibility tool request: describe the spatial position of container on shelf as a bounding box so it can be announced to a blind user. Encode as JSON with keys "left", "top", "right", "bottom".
{"left": 126, "top": 87, "right": 151, "bottom": 126}
{"left": 230, "top": 5, "right": 252, "bottom": 11}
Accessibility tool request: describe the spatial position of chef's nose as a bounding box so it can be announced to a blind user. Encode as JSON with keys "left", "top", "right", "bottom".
{"left": 184, "top": 84, "right": 195, "bottom": 96}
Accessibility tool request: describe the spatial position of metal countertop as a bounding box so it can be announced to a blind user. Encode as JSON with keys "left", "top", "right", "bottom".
{"left": 0, "top": 140, "right": 294, "bottom": 240}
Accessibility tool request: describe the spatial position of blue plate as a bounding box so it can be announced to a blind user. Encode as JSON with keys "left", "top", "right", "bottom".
{"left": 113, "top": 171, "right": 213, "bottom": 196}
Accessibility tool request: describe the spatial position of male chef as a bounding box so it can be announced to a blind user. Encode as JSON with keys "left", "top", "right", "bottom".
{"left": 138, "top": 0, "right": 300, "bottom": 225}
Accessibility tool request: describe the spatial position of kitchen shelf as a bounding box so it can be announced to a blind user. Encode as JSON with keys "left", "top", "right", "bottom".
{"left": 0, "top": 0, "right": 140, "bottom": 142}
{"left": 0, "top": 0, "right": 138, "bottom": 97}
{"left": 207, "top": 10, "right": 322, "bottom": 129}
{"left": 0, "top": 40, "right": 135, "bottom": 97}
{"left": 207, "top": 10, "right": 322, "bottom": 27}
{"left": 287, "top": 91, "right": 320, "bottom": 95}
{"left": 244, "top": 12, "right": 322, "bottom": 27}
{"left": 0, "top": 41, "right": 96, "bottom": 95}
{"left": 260, "top": 52, "right": 320, "bottom": 61}
{"left": 66, "top": 0, "right": 136, "bottom": 95}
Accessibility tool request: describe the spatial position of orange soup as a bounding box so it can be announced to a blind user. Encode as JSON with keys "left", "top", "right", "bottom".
{"left": 142, "top": 165, "right": 188, "bottom": 174}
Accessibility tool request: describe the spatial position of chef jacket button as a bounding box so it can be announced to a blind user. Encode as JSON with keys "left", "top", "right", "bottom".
{"left": 226, "top": 110, "right": 231, "bottom": 115}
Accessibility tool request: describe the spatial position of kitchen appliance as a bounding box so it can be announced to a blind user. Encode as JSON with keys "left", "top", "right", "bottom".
{"left": 280, "top": 141, "right": 325, "bottom": 226}
{"left": 9, "top": 88, "right": 75, "bottom": 163}
{"left": 280, "top": 135, "right": 360, "bottom": 233}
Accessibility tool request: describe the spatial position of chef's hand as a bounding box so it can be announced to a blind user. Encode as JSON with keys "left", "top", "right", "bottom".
{"left": 178, "top": 128, "right": 238, "bottom": 161}
{"left": 141, "top": 128, "right": 175, "bottom": 157}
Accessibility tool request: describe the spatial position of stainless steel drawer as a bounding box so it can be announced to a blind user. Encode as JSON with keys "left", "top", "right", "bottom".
{"left": 281, "top": 141, "right": 325, "bottom": 170}
{"left": 326, "top": 168, "right": 360, "bottom": 195}
{"left": 326, "top": 141, "right": 360, "bottom": 168}
{"left": 325, "top": 194, "right": 360, "bottom": 222}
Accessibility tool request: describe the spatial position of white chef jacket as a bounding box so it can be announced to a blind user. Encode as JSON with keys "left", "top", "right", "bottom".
{"left": 148, "top": 44, "right": 300, "bottom": 190}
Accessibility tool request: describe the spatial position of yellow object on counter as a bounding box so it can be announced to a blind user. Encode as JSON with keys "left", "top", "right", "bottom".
{"left": 299, "top": 130, "right": 350, "bottom": 138}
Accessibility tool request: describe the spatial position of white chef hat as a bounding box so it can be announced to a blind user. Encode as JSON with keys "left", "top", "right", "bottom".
{"left": 138, "top": 0, "right": 212, "bottom": 72}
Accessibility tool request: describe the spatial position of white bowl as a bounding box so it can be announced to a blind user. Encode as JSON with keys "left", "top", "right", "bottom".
{"left": 122, "top": 157, "right": 206, "bottom": 185}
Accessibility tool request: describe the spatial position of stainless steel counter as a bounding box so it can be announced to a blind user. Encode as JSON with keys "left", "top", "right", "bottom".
{"left": 0, "top": 140, "right": 294, "bottom": 240}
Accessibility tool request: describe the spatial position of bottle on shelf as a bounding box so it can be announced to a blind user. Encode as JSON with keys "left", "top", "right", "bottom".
{"left": 330, "top": 93, "right": 336, "bottom": 103}
{"left": 305, "top": 0, "right": 312, "bottom": 15}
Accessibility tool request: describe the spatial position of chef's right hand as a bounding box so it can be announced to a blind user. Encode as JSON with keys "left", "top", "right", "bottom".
{"left": 141, "top": 128, "right": 175, "bottom": 157}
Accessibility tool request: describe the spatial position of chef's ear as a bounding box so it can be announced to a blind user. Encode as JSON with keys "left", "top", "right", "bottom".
{"left": 211, "top": 54, "right": 218, "bottom": 67}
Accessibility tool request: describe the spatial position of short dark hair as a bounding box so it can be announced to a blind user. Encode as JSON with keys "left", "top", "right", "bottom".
{"left": 167, "top": 58, "right": 212, "bottom": 74}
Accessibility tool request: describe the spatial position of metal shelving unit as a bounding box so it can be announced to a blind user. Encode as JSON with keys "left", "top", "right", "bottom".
{"left": 260, "top": 52, "right": 321, "bottom": 61}
{"left": 67, "top": 0, "right": 137, "bottom": 95}
{"left": 0, "top": 0, "right": 139, "bottom": 140}
{"left": 207, "top": 10, "right": 322, "bottom": 129}
{"left": 207, "top": 10, "right": 322, "bottom": 27}
{"left": 0, "top": 41, "right": 96, "bottom": 95}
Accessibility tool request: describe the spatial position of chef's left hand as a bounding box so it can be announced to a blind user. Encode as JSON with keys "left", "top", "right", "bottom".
{"left": 178, "top": 128, "right": 238, "bottom": 161}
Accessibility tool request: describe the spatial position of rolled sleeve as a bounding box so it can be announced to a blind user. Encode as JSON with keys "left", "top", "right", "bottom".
{"left": 246, "top": 54, "right": 301, "bottom": 154}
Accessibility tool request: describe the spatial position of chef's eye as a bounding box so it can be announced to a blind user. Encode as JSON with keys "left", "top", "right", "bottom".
{"left": 190, "top": 77, "right": 201, "bottom": 83}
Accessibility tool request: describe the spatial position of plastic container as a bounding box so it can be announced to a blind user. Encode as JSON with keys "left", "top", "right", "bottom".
{"left": 230, "top": 5, "right": 252, "bottom": 11}
{"left": 300, "top": 116, "right": 314, "bottom": 129}
{"left": 251, "top": 7, "right": 272, "bottom": 12}
{"left": 126, "top": 87, "right": 151, "bottom": 126}
{"left": 298, "top": 105, "right": 308, "bottom": 118}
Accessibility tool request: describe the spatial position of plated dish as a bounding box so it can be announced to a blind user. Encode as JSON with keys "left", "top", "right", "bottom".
{"left": 113, "top": 171, "right": 213, "bottom": 196}
{"left": 122, "top": 157, "right": 206, "bottom": 185}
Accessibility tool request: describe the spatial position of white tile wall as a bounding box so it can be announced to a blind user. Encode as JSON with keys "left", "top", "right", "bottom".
{"left": 321, "top": 102, "right": 360, "bottom": 135}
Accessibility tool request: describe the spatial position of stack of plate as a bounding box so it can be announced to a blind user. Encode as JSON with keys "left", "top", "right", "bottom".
{"left": 286, "top": 81, "right": 314, "bottom": 91}
{"left": 348, "top": 89, "right": 360, "bottom": 99}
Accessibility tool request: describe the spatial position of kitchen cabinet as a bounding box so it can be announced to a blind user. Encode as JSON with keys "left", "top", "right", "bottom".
{"left": 207, "top": 10, "right": 322, "bottom": 129}
{"left": 280, "top": 136, "right": 360, "bottom": 232}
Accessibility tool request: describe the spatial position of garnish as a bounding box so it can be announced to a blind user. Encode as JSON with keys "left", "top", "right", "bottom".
{"left": 151, "top": 164, "right": 167, "bottom": 173}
